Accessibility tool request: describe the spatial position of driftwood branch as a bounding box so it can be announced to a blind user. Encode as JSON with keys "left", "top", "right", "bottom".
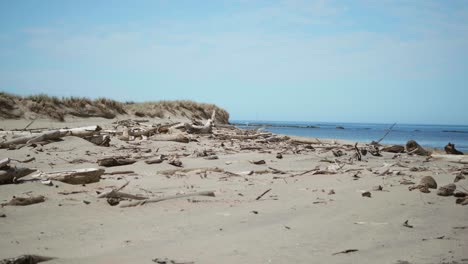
{"left": 119, "top": 190, "right": 216, "bottom": 208}
{"left": 0, "top": 126, "right": 102, "bottom": 148}
{"left": 152, "top": 134, "right": 189, "bottom": 143}
{"left": 32, "top": 168, "right": 104, "bottom": 184}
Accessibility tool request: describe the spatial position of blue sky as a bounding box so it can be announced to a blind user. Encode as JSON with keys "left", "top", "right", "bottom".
{"left": 1, "top": 0, "right": 467, "bottom": 124}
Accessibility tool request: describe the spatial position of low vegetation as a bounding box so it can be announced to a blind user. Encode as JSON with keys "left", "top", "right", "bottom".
{"left": 0, "top": 92, "right": 229, "bottom": 124}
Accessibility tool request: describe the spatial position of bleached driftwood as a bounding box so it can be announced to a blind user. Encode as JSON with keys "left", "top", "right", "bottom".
{"left": 182, "top": 111, "right": 216, "bottom": 134}
{"left": 58, "top": 125, "right": 102, "bottom": 137}
{"left": 32, "top": 168, "right": 104, "bottom": 184}
{"left": 0, "top": 131, "right": 61, "bottom": 148}
{"left": 0, "top": 159, "right": 37, "bottom": 184}
{"left": 214, "top": 133, "right": 272, "bottom": 140}
{"left": 128, "top": 127, "right": 159, "bottom": 137}
{"left": 0, "top": 126, "right": 102, "bottom": 148}
{"left": 152, "top": 134, "right": 189, "bottom": 143}
{"left": 0, "top": 158, "right": 10, "bottom": 168}
{"left": 119, "top": 190, "right": 216, "bottom": 208}
{"left": 145, "top": 155, "right": 165, "bottom": 164}
{"left": 159, "top": 167, "right": 225, "bottom": 176}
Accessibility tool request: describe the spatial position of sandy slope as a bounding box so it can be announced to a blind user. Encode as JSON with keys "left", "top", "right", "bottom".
{"left": 0, "top": 118, "right": 467, "bottom": 264}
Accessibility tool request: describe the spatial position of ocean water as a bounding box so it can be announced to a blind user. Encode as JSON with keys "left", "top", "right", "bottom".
{"left": 232, "top": 121, "right": 468, "bottom": 153}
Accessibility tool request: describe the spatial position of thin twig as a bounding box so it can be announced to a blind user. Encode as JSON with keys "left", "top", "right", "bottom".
{"left": 255, "top": 188, "right": 272, "bottom": 200}
{"left": 376, "top": 123, "right": 397, "bottom": 144}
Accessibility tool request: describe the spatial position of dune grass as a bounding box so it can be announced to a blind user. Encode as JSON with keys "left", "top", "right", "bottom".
{"left": 0, "top": 92, "right": 229, "bottom": 123}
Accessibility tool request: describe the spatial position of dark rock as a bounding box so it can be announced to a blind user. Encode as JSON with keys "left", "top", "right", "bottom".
{"left": 406, "top": 140, "right": 430, "bottom": 156}
{"left": 420, "top": 176, "right": 437, "bottom": 189}
{"left": 362, "top": 191, "right": 371, "bottom": 198}
{"left": 437, "top": 183, "right": 456, "bottom": 196}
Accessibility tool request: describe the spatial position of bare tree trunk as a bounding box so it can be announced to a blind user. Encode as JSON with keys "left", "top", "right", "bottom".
{"left": 0, "top": 126, "right": 102, "bottom": 148}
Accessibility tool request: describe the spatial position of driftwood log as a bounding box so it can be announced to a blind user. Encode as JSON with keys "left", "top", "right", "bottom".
{"left": 152, "top": 134, "right": 189, "bottom": 143}
{"left": 445, "top": 143, "right": 464, "bottom": 155}
{"left": 0, "top": 254, "right": 56, "bottom": 264}
{"left": 214, "top": 133, "right": 272, "bottom": 140}
{"left": 145, "top": 155, "right": 165, "bottom": 164}
{"left": 0, "top": 126, "right": 102, "bottom": 148}
{"left": 172, "top": 111, "right": 216, "bottom": 134}
{"left": 381, "top": 145, "right": 405, "bottom": 153}
{"left": 32, "top": 168, "right": 104, "bottom": 184}
{"left": 0, "top": 159, "right": 37, "bottom": 184}
{"left": 1, "top": 195, "right": 45, "bottom": 206}
{"left": 97, "top": 157, "right": 136, "bottom": 167}
{"left": 119, "top": 190, "right": 216, "bottom": 208}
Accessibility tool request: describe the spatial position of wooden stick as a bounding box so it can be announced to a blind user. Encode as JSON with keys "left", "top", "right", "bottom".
{"left": 119, "top": 191, "right": 216, "bottom": 208}
{"left": 255, "top": 188, "right": 272, "bottom": 200}
{"left": 376, "top": 123, "right": 396, "bottom": 144}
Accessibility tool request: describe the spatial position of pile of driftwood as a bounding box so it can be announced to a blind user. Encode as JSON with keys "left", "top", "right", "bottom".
{"left": 1, "top": 114, "right": 466, "bottom": 210}
{"left": 0, "top": 125, "right": 108, "bottom": 149}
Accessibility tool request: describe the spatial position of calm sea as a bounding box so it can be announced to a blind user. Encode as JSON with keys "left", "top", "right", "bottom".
{"left": 232, "top": 121, "right": 468, "bottom": 153}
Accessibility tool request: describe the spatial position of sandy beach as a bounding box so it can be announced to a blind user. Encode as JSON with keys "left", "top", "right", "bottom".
{"left": 1, "top": 116, "right": 467, "bottom": 264}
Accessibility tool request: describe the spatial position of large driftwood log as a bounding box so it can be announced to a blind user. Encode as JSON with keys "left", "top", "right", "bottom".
{"left": 58, "top": 125, "right": 102, "bottom": 137}
{"left": 0, "top": 126, "right": 102, "bottom": 148}
{"left": 32, "top": 168, "right": 104, "bottom": 184}
{"left": 152, "top": 134, "right": 189, "bottom": 143}
{"left": 119, "top": 191, "right": 216, "bottom": 208}
{"left": 0, "top": 254, "right": 56, "bottom": 264}
{"left": 97, "top": 157, "right": 136, "bottom": 167}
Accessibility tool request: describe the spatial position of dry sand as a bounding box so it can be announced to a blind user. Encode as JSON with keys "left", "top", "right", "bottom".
{"left": 0, "top": 117, "right": 467, "bottom": 264}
